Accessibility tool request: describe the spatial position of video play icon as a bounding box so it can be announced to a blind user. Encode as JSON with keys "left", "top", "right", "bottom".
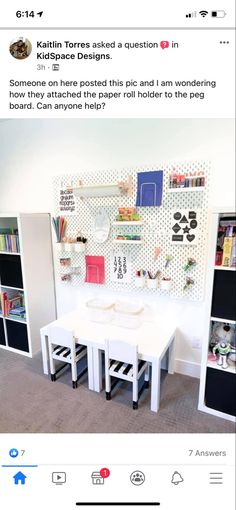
{"left": 52, "top": 472, "right": 66, "bottom": 484}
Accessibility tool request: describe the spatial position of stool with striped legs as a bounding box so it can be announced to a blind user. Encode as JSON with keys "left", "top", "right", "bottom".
{"left": 48, "top": 325, "right": 87, "bottom": 389}
{"left": 105, "top": 339, "right": 150, "bottom": 409}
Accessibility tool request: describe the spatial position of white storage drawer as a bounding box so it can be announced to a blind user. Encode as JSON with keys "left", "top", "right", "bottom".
{"left": 86, "top": 299, "right": 114, "bottom": 323}
{"left": 113, "top": 302, "right": 144, "bottom": 329}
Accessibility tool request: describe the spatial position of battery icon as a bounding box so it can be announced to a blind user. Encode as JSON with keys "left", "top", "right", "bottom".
{"left": 211, "top": 10, "right": 227, "bottom": 17}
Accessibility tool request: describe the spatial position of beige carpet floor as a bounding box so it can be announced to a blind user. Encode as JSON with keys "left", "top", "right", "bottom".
{"left": 0, "top": 349, "right": 234, "bottom": 433}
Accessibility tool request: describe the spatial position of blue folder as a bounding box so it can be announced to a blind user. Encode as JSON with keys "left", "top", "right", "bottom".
{"left": 136, "top": 171, "right": 163, "bottom": 207}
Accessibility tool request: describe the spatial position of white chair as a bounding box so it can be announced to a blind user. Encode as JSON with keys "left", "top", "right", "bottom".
{"left": 105, "top": 339, "right": 150, "bottom": 409}
{"left": 48, "top": 325, "right": 87, "bottom": 389}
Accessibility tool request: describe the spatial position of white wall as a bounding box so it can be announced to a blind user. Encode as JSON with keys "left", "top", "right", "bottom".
{"left": 0, "top": 119, "right": 235, "bottom": 377}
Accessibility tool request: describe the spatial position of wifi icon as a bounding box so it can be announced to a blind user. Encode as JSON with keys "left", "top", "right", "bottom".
{"left": 199, "top": 10, "right": 208, "bottom": 17}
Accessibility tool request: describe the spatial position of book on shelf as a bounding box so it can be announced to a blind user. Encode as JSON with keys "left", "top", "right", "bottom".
{"left": 215, "top": 217, "right": 236, "bottom": 268}
{"left": 0, "top": 292, "right": 7, "bottom": 316}
{"left": 8, "top": 306, "right": 26, "bottom": 319}
{"left": 0, "top": 228, "right": 20, "bottom": 253}
{"left": 0, "top": 291, "right": 26, "bottom": 318}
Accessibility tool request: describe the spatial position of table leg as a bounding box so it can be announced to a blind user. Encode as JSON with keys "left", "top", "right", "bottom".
{"left": 150, "top": 358, "right": 161, "bottom": 413}
{"left": 93, "top": 348, "right": 103, "bottom": 392}
{"left": 40, "top": 331, "right": 49, "bottom": 375}
{"left": 87, "top": 345, "right": 94, "bottom": 391}
{"left": 168, "top": 335, "right": 175, "bottom": 374}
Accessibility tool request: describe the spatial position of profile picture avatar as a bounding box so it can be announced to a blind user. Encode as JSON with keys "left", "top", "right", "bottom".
{"left": 9, "top": 37, "right": 32, "bottom": 60}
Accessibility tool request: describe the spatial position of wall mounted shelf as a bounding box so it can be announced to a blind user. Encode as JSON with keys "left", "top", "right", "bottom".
{"left": 113, "top": 221, "right": 144, "bottom": 226}
{"left": 167, "top": 187, "right": 205, "bottom": 193}
{"left": 113, "top": 240, "right": 143, "bottom": 245}
{"left": 68, "top": 176, "right": 132, "bottom": 198}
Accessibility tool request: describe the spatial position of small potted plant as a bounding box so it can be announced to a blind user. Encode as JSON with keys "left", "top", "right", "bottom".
{"left": 165, "top": 254, "right": 173, "bottom": 268}
{"left": 160, "top": 276, "right": 172, "bottom": 291}
{"left": 183, "top": 277, "right": 194, "bottom": 291}
{"left": 183, "top": 257, "right": 196, "bottom": 272}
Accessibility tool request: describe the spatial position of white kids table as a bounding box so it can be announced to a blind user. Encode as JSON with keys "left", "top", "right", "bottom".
{"left": 40, "top": 310, "right": 176, "bottom": 413}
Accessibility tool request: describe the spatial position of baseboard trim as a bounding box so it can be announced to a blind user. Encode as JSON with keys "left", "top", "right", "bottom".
{"left": 175, "top": 359, "right": 200, "bottom": 378}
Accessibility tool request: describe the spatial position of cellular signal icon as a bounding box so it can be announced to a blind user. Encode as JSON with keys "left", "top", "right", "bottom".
{"left": 186, "top": 11, "right": 197, "bottom": 18}
{"left": 199, "top": 10, "right": 208, "bottom": 17}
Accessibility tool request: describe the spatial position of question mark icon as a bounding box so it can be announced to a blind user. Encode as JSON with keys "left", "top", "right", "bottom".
{"left": 160, "top": 41, "right": 169, "bottom": 49}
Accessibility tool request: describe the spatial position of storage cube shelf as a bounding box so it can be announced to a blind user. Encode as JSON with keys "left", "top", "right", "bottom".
{"left": 205, "top": 367, "right": 236, "bottom": 417}
{"left": 0, "top": 253, "right": 23, "bottom": 288}
{"left": 0, "top": 287, "right": 26, "bottom": 323}
{"left": 0, "top": 213, "right": 56, "bottom": 357}
{"left": 214, "top": 266, "right": 236, "bottom": 271}
{"left": 198, "top": 210, "right": 236, "bottom": 421}
{"left": 0, "top": 251, "right": 20, "bottom": 256}
{"left": 211, "top": 270, "right": 236, "bottom": 321}
{"left": 207, "top": 358, "right": 235, "bottom": 375}
{"left": 0, "top": 216, "right": 20, "bottom": 253}
{"left": 211, "top": 316, "right": 236, "bottom": 325}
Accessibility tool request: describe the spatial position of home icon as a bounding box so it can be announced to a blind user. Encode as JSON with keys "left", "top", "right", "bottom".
{"left": 13, "top": 471, "right": 27, "bottom": 485}
{"left": 91, "top": 472, "right": 104, "bottom": 485}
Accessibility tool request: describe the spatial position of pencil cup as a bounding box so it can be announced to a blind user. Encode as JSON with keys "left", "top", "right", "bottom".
{"left": 64, "top": 243, "right": 74, "bottom": 253}
{"left": 147, "top": 279, "right": 158, "bottom": 290}
{"left": 160, "top": 279, "right": 172, "bottom": 291}
{"left": 55, "top": 242, "right": 64, "bottom": 251}
{"left": 74, "top": 242, "right": 85, "bottom": 253}
{"left": 134, "top": 276, "right": 146, "bottom": 288}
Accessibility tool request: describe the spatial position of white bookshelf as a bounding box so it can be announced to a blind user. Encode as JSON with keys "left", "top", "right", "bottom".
{"left": 0, "top": 213, "right": 56, "bottom": 357}
{"left": 198, "top": 209, "right": 236, "bottom": 422}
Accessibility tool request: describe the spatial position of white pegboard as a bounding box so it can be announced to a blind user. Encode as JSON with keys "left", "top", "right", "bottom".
{"left": 53, "top": 161, "right": 210, "bottom": 301}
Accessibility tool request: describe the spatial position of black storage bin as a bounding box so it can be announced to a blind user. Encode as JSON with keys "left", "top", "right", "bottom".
{"left": 0, "top": 318, "right": 6, "bottom": 345}
{"left": 0, "top": 254, "right": 23, "bottom": 289}
{"left": 6, "top": 320, "right": 29, "bottom": 352}
{"left": 211, "top": 270, "right": 236, "bottom": 321}
{"left": 205, "top": 367, "right": 236, "bottom": 416}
